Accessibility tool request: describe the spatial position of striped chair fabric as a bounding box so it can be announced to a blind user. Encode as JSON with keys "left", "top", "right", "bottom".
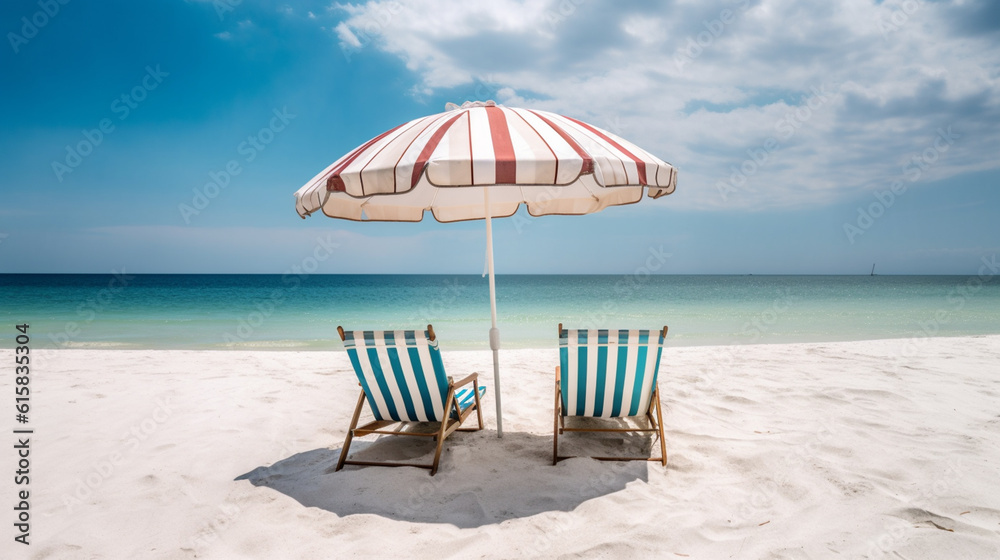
{"left": 453, "top": 387, "right": 481, "bottom": 411}
{"left": 343, "top": 329, "right": 480, "bottom": 422}
{"left": 559, "top": 329, "right": 665, "bottom": 418}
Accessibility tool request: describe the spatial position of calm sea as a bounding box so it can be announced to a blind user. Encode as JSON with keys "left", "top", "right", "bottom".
{"left": 1, "top": 274, "right": 998, "bottom": 350}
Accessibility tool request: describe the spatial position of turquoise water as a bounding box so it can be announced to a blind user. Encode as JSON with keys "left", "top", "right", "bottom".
{"left": 1, "top": 274, "right": 998, "bottom": 350}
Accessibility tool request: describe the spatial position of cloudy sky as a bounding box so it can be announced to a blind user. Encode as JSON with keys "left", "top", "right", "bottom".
{"left": 1, "top": 0, "right": 997, "bottom": 274}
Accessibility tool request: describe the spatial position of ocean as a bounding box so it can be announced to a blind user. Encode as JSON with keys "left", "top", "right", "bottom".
{"left": 1, "top": 274, "right": 998, "bottom": 351}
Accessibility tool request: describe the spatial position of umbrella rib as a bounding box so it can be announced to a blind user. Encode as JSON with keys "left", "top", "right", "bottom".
{"left": 327, "top": 122, "right": 408, "bottom": 194}
{"left": 610, "top": 134, "right": 670, "bottom": 188}
{"left": 581, "top": 178, "right": 602, "bottom": 202}
{"left": 427, "top": 186, "right": 440, "bottom": 214}
{"left": 550, "top": 114, "right": 630, "bottom": 185}
{"left": 358, "top": 116, "right": 430, "bottom": 195}
{"left": 561, "top": 115, "right": 646, "bottom": 186}
{"left": 467, "top": 113, "right": 475, "bottom": 185}
{"left": 524, "top": 109, "right": 594, "bottom": 182}
{"left": 508, "top": 108, "right": 559, "bottom": 185}
{"left": 411, "top": 112, "right": 466, "bottom": 189}
{"left": 390, "top": 112, "right": 458, "bottom": 194}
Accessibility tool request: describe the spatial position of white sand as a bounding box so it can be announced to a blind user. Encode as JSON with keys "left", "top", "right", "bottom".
{"left": 7, "top": 336, "right": 1000, "bottom": 559}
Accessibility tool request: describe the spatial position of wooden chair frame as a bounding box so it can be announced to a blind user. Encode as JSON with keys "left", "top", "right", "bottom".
{"left": 552, "top": 324, "right": 668, "bottom": 466}
{"left": 335, "top": 325, "right": 484, "bottom": 476}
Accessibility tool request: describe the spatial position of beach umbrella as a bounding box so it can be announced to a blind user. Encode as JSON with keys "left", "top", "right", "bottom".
{"left": 294, "top": 100, "right": 676, "bottom": 437}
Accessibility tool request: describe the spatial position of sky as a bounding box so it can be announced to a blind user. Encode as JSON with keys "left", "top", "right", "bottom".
{"left": 0, "top": 0, "right": 998, "bottom": 275}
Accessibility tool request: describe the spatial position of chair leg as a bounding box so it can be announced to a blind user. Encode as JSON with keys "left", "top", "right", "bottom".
{"left": 430, "top": 386, "right": 457, "bottom": 476}
{"left": 337, "top": 390, "right": 367, "bottom": 472}
{"left": 455, "top": 378, "right": 484, "bottom": 433}
{"left": 653, "top": 385, "right": 667, "bottom": 467}
{"left": 553, "top": 367, "right": 561, "bottom": 465}
{"left": 473, "top": 382, "right": 484, "bottom": 430}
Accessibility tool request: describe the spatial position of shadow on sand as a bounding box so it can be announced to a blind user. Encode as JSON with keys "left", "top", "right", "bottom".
{"left": 236, "top": 428, "right": 655, "bottom": 528}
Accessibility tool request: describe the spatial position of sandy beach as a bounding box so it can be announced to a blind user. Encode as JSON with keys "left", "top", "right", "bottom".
{"left": 9, "top": 335, "right": 1000, "bottom": 559}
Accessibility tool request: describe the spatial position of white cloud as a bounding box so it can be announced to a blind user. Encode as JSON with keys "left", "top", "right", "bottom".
{"left": 334, "top": 21, "right": 361, "bottom": 49}
{"left": 329, "top": 0, "right": 1000, "bottom": 211}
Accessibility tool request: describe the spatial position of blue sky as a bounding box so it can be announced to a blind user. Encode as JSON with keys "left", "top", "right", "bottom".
{"left": 0, "top": 0, "right": 997, "bottom": 274}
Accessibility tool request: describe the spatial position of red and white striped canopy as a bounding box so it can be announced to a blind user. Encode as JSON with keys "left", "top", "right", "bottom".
{"left": 294, "top": 101, "right": 676, "bottom": 222}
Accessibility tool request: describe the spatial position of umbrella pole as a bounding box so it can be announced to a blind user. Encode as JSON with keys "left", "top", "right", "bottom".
{"left": 484, "top": 188, "right": 503, "bottom": 438}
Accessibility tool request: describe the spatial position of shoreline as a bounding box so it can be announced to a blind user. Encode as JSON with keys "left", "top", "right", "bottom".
{"left": 27, "top": 331, "right": 1000, "bottom": 352}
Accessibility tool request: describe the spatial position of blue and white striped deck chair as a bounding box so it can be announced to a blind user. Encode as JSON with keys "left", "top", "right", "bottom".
{"left": 336, "top": 325, "right": 485, "bottom": 475}
{"left": 554, "top": 324, "right": 668, "bottom": 466}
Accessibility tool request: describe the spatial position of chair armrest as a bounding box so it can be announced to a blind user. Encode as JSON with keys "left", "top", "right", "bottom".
{"left": 451, "top": 373, "right": 479, "bottom": 388}
{"left": 555, "top": 366, "right": 560, "bottom": 384}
